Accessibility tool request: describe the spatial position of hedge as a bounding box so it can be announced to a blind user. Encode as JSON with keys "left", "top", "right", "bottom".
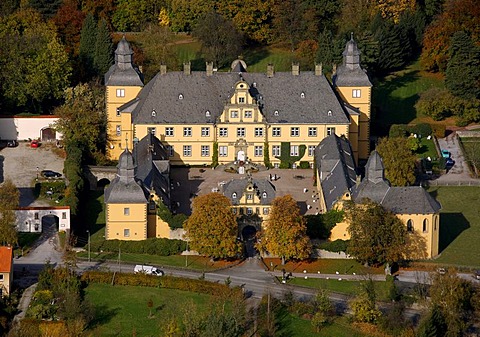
{"left": 81, "top": 271, "right": 240, "bottom": 297}
{"left": 318, "top": 239, "right": 349, "bottom": 253}
{"left": 90, "top": 237, "right": 186, "bottom": 256}
{"left": 389, "top": 123, "right": 433, "bottom": 138}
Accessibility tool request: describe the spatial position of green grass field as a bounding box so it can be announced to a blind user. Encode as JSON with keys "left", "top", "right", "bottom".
{"left": 281, "top": 314, "right": 367, "bottom": 337}
{"left": 428, "top": 186, "right": 480, "bottom": 268}
{"left": 372, "top": 60, "right": 445, "bottom": 135}
{"left": 85, "top": 283, "right": 212, "bottom": 336}
{"left": 264, "top": 258, "right": 383, "bottom": 275}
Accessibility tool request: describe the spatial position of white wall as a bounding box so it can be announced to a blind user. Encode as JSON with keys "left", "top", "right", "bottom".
{"left": 0, "top": 116, "right": 62, "bottom": 141}
{"left": 15, "top": 207, "right": 70, "bottom": 232}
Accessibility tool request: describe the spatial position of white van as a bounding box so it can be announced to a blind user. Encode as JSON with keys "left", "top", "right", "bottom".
{"left": 133, "top": 265, "right": 164, "bottom": 276}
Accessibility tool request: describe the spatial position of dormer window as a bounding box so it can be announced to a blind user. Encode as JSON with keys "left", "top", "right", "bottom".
{"left": 274, "top": 110, "right": 279, "bottom": 116}
{"left": 327, "top": 110, "right": 332, "bottom": 116}
{"left": 239, "top": 97, "right": 245, "bottom": 103}
{"left": 253, "top": 82, "right": 257, "bottom": 87}
{"left": 205, "top": 110, "right": 211, "bottom": 117}
{"left": 262, "top": 192, "right": 267, "bottom": 199}
{"left": 232, "top": 192, "right": 237, "bottom": 199}
{"left": 301, "top": 92, "right": 305, "bottom": 98}
{"left": 151, "top": 109, "right": 156, "bottom": 117}
{"left": 178, "top": 94, "right": 183, "bottom": 100}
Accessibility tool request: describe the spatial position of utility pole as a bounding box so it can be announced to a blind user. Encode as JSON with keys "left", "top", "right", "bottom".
{"left": 185, "top": 241, "right": 188, "bottom": 267}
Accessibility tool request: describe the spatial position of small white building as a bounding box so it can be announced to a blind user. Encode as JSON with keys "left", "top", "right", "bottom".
{"left": 0, "top": 116, "right": 62, "bottom": 141}
{"left": 15, "top": 206, "right": 70, "bottom": 233}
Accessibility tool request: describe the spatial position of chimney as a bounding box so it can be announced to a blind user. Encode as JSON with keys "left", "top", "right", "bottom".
{"left": 292, "top": 62, "right": 299, "bottom": 76}
{"left": 183, "top": 62, "right": 191, "bottom": 75}
{"left": 356, "top": 174, "right": 362, "bottom": 187}
{"left": 160, "top": 64, "right": 167, "bottom": 75}
{"left": 267, "top": 64, "right": 274, "bottom": 78}
{"left": 206, "top": 62, "right": 213, "bottom": 76}
{"left": 315, "top": 63, "right": 323, "bottom": 76}
{"left": 332, "top": 63, "right": 337, "bottom": 75}
{"left": 138, "top": 65, "right": 143, "bottom": 73}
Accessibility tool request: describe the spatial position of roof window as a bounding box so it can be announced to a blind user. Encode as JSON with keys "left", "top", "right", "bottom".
{"left": 205, "top": 110, "right": 211, "bottom": 117}
{"left": 327, "top": 110, "right": 332, "bottom": 116}
{"left": 178, "top": 94, "right": 183, "bottom": 100}
{"left": 151, "top": 109, "right": 156, "bottom": 117}
{"left": 301, "top": 92, "right": 305, "bottom": 98}
{"left": 274, "top": 110, "right": 279, "bottom": 116}
{"left": 232, "top": 192, "right": 237, "bottom": 199}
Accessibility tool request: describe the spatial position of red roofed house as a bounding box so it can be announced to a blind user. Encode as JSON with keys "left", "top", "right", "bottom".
{"left": 0, "top": 247, "right": 13, "bottom": 296}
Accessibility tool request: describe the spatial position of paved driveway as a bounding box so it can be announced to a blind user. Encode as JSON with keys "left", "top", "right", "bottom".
{"left": 0, "top": 142, "right": 65, "bottom": 206}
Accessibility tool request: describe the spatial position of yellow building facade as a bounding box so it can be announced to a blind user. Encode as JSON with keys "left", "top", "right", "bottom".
{"left": 105, "top": 38, "right": 371, "bottom": 165}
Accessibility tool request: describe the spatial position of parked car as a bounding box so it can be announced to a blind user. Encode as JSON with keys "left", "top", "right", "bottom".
{"left": 441, "top": 150, "right": 451, "bottom": 158}
{"left": 7, "top": 140, "right": 18, "bottom": 147}
{"left": 133, "top": 265, "right": 164, "bottom": 276}
{"left": 30, "top": 140, "right": 40, "bottom": 148}
{"left": 474, "top": 270, "right": 480, "bottom": 280}
{"left": 445, "top": 157, "right": 455, "bottom": 166}
{"left": 41, "top": 170, "right": 62, "bottom": 178}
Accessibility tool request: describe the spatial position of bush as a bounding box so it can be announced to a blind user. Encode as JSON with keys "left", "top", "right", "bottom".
{"left": 409, "top": 123, "right": 432, "bottom": 137}
{"left": 389, "top": 124, "right": 408, "bottom": 138}
{"left": 90, "top": 238, "right": 186, "bottom": 256}
{"left": 299, "top": 161, "right": 310, "bottom": 169}
{"left": 431, "top": 124, "right": 446, "bottom": 138}
{"left": 415, "top": 88, "right": 455, "bottom": 121}
{"left": 318, "top": 239, "right": 349, "bottom": 252}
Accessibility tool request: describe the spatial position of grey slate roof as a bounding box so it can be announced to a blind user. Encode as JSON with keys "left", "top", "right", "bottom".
{"left": 105, "top": 37, "right": 144, "bottom": 87}
{"left": 315, "top": 134, "right": 357, "bottom": 210}
{"left": 222, "top": 178, "right": 276, "bottom": 206}
{"left": 332, "top": 37, "right": 372, "bottom": 87}
{"left": 104, "top": 149, "right": 148, "bottom": 204}
{"left": 352, "top": 151, "right": 441, "bottom": 214}
{"left": 133, "top": 133, "right": 170, "bottom": 205}
{"left": 128, "top": 71, "right": 350, "bottom": 126}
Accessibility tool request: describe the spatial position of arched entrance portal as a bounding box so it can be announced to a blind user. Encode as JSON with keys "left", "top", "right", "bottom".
{"left": 242, "top": 225, "right": 258, "bottom": 258}
{"left": 42, "top": 214, "right": 59, "bottom": 234}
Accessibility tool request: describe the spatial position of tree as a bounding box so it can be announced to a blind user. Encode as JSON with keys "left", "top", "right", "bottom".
{"left": 193, "top": 11, "right": 243, "bottom": 69}
{"left": 51, "top": 0, "right": 85, "bottom": 57}
{"left": 183, "top": 193, "right": 241, "bottom": 259}
{"left": 0, "top": 8, "right": 71, "bottom": 113}
{"left": 345, "top": 200, "right": 407, "bottom": 266}
{"left": 415, "top": 88, "right": 455, "bottom": 121}
{"left": 28, "top": 0, "right": 63, "bottom": 19}
{"left": 94, "top": 19, "right": 113, "bottom": 76}
{"left": 445, "top": 31, "right": 480, "bottom": 100}
{"left": 272, "top": 0, "right": 305, "bottom": 50}
{"left": 417, "top": 305, "right": 447, "bottom": 337}
{"left": 312, "top": 289, "right": 334, "bottom": 331}
{"left": 257, "top": 195, "right": 312, "bottom": 265}
{"left": 428, "top": 269, "right": 477, "bottom": 336}
{"left": 112, "top": 0, "right": 161, "bottom": 32}
{"left": 53, "top": 83, "right": 106, "bottom": 162}
{"left": 0, "top": 179, "right": 19, "bottom": 245}
{"left": 169, "top": 0, "right": 214, "bottom": 32}
{"left": 78, "top": 13, "right": 97, "bottom": 80}
{"left": 349, "top": 278, "right": 382, "bottom": 323}
{"left": 375, "top": 137, "right": 416, "bottom": 186}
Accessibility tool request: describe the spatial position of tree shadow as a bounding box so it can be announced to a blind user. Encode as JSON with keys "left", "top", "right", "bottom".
{"left": 88, "top": 304, "right": 119, "bottom": 328}
{"left": 84, "top": 190, "right": 105, "bottom": 236}
{"left": 243, "top": 47, "right": 271, "bottom": 68}
{"left": 372, "top": 70, "right": 422, "bottom": 136}
{"left": 439, "top": 212, "right": 470, "bottom": 253}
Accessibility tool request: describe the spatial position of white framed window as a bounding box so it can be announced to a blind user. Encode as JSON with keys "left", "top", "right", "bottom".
{"left": 165, "top": 127, "right": 174, "bottom": 137}
{"left": 62, "top": 212, "right": 66, "bottom": 219}
{"left": 116, "top": 108, "right": 120, "bottom": 117}
{"left": 219, "top": 127, "right": 228, "bottom": 137}
{"left": 290, "top": 145, "right": 299, "bottom": 156}
{"left": 219, "top": 146, "right": 228, "bottom": 157}
{"left": 166, "top": 145, "right": 174, "bottom": 157}
{"left": 291, "top": 127, "right": 299, "bottom": 137}
{"left": 231, "top": 110, "right": 238, "bottom": 118}
{"left": 254, "top": 145, "right": 263, "bottom": 157}
{"left": 272, "top": 127, "right": 281, "bottom": 137}
{"left": 254, "top": 127, "right": 264, "bottom": 137}
{"left": 147, "top": 127, "right": 156, "bottom": 135}
{"left": 232, "top": 208, "right": 237, "bottom": 214}
{"left": 124, "top": 207, "right": 130, "bottom": 216}
{"left": 247, "top": 207, "right": 253, "bottom": 215}
{"left": 262, "top": 192, "right": 267, "bottom": 199}
{"left": 116, "top": 88, "right": 125, "bottom": 97}
{"left": 183, "top": 145, "right": 192, "bottom": 157}
{"left": 308, "top": 127, "right": 317, "bottom": 137}
{"left": 201, "top": 145, "right": 210, "bottom": 157}
{"left": 247, "top": 194, "right": 253, "bottom": 200}
{"left": 352, "top": 89, "right": 361, "bottom": 98}
{"left": 272, "top": 145, "right": 280, "bottom": 157}
{"left": 263, "top": 208, "right": 269, "bottom": 215}
{"left": 183, "top": 127, "right": 192, "bottom": 137}
{"left": 327, "top": 127, "right": 336, "bottom": 136}
{"left": 239, "top": 97, "right": 245, "bottom": 103}
{"left": 274, "top": 163, "right": 279, "bottom": 168}
{"left": 201, "top": 127, "right": 210, "bottom": 137}
{"left": 116, "top": 125, "right": 121, "bottom": 136}
{"left": 244, "top": 110, "right": 252, "bottom": 118}
{"left": 237, "top": 128, "right": 245, "bottom": 137}
{"left": 124, "top": 229, "right": 130, "bottom": 237}
{"left": 308, "top": 145, "right": 315, "bottom": 156}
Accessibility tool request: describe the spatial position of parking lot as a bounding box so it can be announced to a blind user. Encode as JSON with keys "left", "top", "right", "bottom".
{"left": 0, "top": 141, "right": 65, "bottom": 207}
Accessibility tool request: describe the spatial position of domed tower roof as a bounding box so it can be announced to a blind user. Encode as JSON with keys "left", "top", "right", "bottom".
{"left": 115, "top": 36, "right": 134, "bottom": 70}
{"left": 365, "top": 150, "right": 386, "bottom": 184}
{"left": 105, "top": 36, "right": 144, "bottom": 86}
{"left": 342, "top": 33, "right": 361, "bottom": 70}
{"left": 117, "top": 148, "right": 136, "bottom": 181}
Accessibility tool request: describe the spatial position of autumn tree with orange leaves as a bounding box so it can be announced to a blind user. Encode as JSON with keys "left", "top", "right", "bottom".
{"left": 184, "top": 193, "right": 242, "bottom": 259}
{"left": 257, "top": 195, "right": 311, "bottom": 265}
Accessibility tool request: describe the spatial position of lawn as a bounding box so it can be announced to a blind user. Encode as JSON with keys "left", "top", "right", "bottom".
{"left": 416, "top": 137, "right": 437, "bottom": 160}
{"left": 85, "top": 283, "right": 213, "bottom": 336}
{"left": 372, "top": 60, "right": 445, "bottom": 136}
{"left": 16, "top": 232, "right": 41, "bottom": 256}
{"left": 428, "top": 186, "right": 480, "bottom": 268}
{"left": 281, "top": 313, "right": 367, "bottom": 337}
{"left": 459, "top": 137, "right": 480, "bottom": 176}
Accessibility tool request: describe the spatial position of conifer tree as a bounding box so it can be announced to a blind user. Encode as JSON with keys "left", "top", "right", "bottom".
{"left": 79, "top": 13, "right": 97, "bottom": 80}
{"left": 0, "top": 179, "right": 20, "bottom": 245}
{"left": 94, "top": 19, "right": 113, "bottom": 76}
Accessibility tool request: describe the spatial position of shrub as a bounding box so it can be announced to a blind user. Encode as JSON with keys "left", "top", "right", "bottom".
{"left": 415, "top": 88, "right": 455, "bottom": 121}
{"left": 318, "top": 239, "right": 349, "bottom": 252}
{"left": 409, "top": 123, "right": 432, "bottom": 137}
{"left": 90, "top": 238, "right": 186, "bottom": 256}
{"left": 389, "top": 124, "right": 408, "bottom": 138}
{"left": 299, "top": 161, "right": 310, "bottom": 169}
{"left": 431, "top": 124, "right": 446, "bottom": 138}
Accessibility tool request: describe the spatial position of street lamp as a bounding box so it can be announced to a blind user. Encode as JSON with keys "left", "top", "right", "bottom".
{"left": 86, "top": 230, "right": 91, "bottom": 262}
{"left": 185, "top": 240, "right": 188, "bottom": 267}
{"left": 36, "top": 166, "right": 39, "bottom": 180}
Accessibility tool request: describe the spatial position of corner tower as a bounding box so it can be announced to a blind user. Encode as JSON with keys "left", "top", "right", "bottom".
{"left": 105, "top": 36, "right": 144, "bottom": 160}
{"left": 333, "top": 34, "right": 372, "bottom": 161}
